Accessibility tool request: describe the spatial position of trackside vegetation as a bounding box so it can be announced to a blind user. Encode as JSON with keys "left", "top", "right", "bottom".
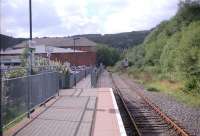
{"left": 113, "top": 1, "right": 200, "bottom": 107}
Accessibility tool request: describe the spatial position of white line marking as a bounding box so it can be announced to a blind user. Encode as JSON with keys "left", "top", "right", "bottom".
{"left": 110, "top": 88, "right": 127, "bottom": 136}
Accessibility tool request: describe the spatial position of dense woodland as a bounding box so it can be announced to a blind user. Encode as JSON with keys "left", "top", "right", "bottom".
{"left": 0, "top": 34, "right": 26, "bottom": 50}
{"left": 0, "top": 31, "right": 149, "bottom": 50}
{"left": 74, "top": 30, "right": 150, "bottom": 49}
{"left": 122, "top": 1, "right": 200, "bottom": 94}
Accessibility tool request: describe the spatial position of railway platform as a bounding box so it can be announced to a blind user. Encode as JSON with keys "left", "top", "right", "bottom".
{"left": 5, "top": 75, "right": 126, "bottom": 136}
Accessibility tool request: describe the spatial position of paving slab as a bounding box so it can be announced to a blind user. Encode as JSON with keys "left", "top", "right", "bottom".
{"left": 73, "top": 74, "right": 91, "bottom": 89}
{"left": 59, "top": 89, "right": 76, "bottom": 96}
{"left": 93, "top": 88, "right": 126, "bottom": 136}
{"left": 15, "top": 94, "right": 95, "bottom": 136}
{"left": 12, "top": 76, "right": 126, "bottom": 136}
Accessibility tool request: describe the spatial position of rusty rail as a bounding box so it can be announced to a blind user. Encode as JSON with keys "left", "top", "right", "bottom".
{"left": 136, "top": 91, "right": 189, "bottom": 136}
{"left": 110, "top": 72, "right": 190, "bottom": 136}
{"left": 110, "top": 73, "right": 142, "bottom": 136}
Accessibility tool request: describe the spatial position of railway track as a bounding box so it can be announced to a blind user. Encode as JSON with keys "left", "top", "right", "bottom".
{"left": 109, "top": 73, "right": 190, "bottom": 136}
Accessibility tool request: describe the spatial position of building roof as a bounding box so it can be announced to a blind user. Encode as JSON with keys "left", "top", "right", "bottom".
{"left": 13, "top": 37, "right": 97, "bottom": 49}
{"left": 0, "top": 55, "right": 21, "bottom": 64}
{"left": 0, "top": 45, "right": 85, "bottom": 55}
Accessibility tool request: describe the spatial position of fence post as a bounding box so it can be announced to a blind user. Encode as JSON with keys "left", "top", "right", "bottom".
{"left": 44, "top": 73, "right": 47, "bottom": 106}
{"left": 0, "top": 81, "right": 3, "bottom": 136}
{"left": 27, "top": 75, "right": 31, "bottom": 118}
{"left": 58, "top": 73, "right": 60, "bottom": 96}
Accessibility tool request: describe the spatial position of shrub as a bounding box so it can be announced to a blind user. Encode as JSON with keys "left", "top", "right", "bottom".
{"left": 4, "top": 69, "right": 27, "bottom": 79}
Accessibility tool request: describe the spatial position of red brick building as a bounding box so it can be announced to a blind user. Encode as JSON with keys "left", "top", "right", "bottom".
{"left": 50, "top": 52, "right": 96, "bottom": 66}
{"left": 12, "top": 37, "right": 97, "bottom": 66}
{"left": 13, "top": 37, "right": 96, "bottom": 52}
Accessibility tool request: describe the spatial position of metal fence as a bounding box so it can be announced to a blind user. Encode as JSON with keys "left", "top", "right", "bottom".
{"left": 91, "top": 67, "right": 103, "bottom": 88}
{"left": 1, "top": 72, "right": 59, "bottom": 127}
{"left": 59, "top": 67, "right": 93, "bottom": 89}
{"left": 0, "top": 65, "right": 60, "bottom": 79}
{"left": 1, "top": 67, "right": 93, "bottom": 128}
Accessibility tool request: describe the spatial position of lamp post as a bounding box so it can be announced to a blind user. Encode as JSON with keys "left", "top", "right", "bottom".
{"left": 27, "top": 0, "right": 32, "bottom": 119}
{"left": 73, "top": 37, "right": 80, "bottom": 88}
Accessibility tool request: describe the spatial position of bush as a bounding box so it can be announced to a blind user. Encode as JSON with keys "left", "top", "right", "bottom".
{"left": 184, "top": 77, "right": 200, "bottom": 93}
{"left": 4, "top": 69, "right": 27, "bottom": 79}
{"left": 147, "top": 87, "right": 160, "bottom": 92}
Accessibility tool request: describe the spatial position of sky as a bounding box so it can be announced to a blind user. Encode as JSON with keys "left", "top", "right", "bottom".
{"left": 1, "top": 0, "right": 179, "bottom": 38}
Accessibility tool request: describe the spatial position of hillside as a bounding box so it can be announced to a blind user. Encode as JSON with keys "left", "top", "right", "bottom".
{"left": 74, "top": 30, "right": 150, "bottom": 49}
{"left": 0, "top": 34, "right": 26, "bottom": 50}
{"left": 1, "top": 30, "right": 149, "bottom": 51}
{"left": 123, "top": 1, "right": 200, "bottom": 94}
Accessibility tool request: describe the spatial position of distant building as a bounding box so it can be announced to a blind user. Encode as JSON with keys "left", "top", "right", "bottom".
{"left": 1, "top": 44, "right": 96, "bottom": 66}
{"left": 13, "top": 37, "right": 97, "bottom": 52}
{"left": 7, "top": 37, "right": 97, "bottom": 66}
{"left": 0, "top": 55, "right": 21, "bottom": 66}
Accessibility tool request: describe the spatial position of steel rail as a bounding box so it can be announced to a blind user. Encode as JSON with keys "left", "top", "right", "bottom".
{"left": 121, "top": 75, "right": 190, "bottom": 136}
{"left": 110, "top": 73, "right": 142, "bottom": 136}
{"left": 135, "top": 90, "right": 189, "bottom": 136}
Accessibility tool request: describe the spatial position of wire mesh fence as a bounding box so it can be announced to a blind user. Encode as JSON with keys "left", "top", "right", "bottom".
{"left": 91, "top": 67, "right": 103, "bottom": 88}
{"left": 60, "top": 67, "right": 93, "bottom": 88}
{"left": 0, "top": 65, "right": 60, "bottom": 79}
{"left": 1, "top": 66, "right": 93, "bottom": 129}
{"left": 1, "top": 72, "right": 59, "bottom": 127}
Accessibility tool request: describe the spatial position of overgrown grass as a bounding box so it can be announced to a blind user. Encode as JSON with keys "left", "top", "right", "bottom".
{"left": 145, "top": 81, "right": 200, "bottom": 107}
{"left": 124, "top": 68, "right": 200, "bottom": 108}
{"left": 3, "top": 113, "right": 26, "bottom": 131}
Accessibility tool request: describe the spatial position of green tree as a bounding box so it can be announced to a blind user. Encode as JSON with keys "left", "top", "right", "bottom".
{"left": 20, "top": 48, "right": 29, "bottom": 67}
{"left": 176, "top": 21, "right": 200, "bottom": 92}
{"left": 96, "top": 44, "right": 120, "bottom": 66}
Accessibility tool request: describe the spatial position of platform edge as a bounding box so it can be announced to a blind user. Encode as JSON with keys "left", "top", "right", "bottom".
{"left": 110, "top": 88, "right": 127, "bottom": 136}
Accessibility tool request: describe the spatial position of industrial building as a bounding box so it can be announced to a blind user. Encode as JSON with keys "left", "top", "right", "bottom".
{"left": 1, "top": 37, "right": 97, "bottom": 66}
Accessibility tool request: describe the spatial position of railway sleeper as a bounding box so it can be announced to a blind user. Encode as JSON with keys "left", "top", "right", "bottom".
{"left": 136, "top": 121, "right": 166, "bottom": 126}
{"left": 140, "top": 131, "right": 172, "bottom": 136}
{"left": 133, "top": 115, "right": 161, "bottom": 118}
{"left": 134, "top": 118, "right": 164, "bottom": 122}
{"left": 137, "top": 125, "right": 169, "bottom": 129}
{"left": 136, "top": 122, "right": 167, "bottom": 126}
{"left": 140, "top": 129, "right": 168, "bottom": 133}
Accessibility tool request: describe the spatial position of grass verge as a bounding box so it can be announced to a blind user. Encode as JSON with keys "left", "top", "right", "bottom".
{"left": 121, "top": 67, "right": 200, "bottom": 108}
{"left": 3, "top": 113, "right": 26, "bottom": 132}
{"left": 145, "top": 80, "right": 200, "bottom": 107}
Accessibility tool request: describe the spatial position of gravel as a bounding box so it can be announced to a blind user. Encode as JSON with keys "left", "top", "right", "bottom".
{"left": 121, "top": 75, "right": 200, "bottom": 136}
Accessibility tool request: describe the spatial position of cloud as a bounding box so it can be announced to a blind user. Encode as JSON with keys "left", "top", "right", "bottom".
{"left": 0, "top": 0, "right": 179, "bottom": 37}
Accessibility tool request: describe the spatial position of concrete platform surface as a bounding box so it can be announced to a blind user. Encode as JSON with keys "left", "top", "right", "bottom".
{"left": 93, "top": 88, "right": 126, "bottom": 136}
{"left": 15, "top": 93, "right": 96, "bottom": 136}
{"left": 11, "top": 75, "right": 126, "bottom": 136}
